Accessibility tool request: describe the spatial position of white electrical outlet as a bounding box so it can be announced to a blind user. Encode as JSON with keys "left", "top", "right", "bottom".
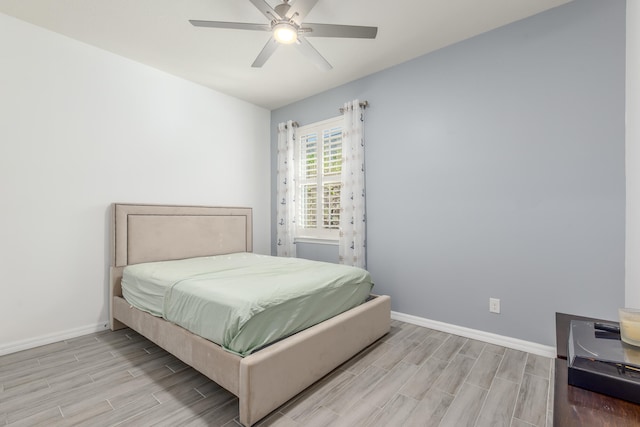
{"left": 489, "top": 298, "right": 500, "bottom": 314}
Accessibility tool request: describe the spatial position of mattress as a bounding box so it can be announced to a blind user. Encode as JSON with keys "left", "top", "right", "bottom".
{"left": 121, "top": 253, "right": 373, "bottom": 356}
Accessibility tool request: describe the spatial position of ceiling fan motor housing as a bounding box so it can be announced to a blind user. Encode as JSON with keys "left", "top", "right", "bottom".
{"left": 274, "top": 3, "right": 292, "bottom": 21}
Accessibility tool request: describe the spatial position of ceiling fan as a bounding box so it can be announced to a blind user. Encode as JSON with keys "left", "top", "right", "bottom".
{"left": 189, "top": 0, "right": 378, "bottom": 71}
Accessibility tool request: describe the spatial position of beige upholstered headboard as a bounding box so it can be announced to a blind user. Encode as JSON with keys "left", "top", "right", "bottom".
{"left": 111, "top": 203, "right": 253, "bottom": 267}
{"left": 109, "top": 203, "right": 252, "bottom": 330}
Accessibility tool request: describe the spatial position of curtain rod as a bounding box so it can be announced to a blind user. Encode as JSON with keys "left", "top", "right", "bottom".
{"left": 339, "top": 100, "right": 369, "bottom": 114}
{"left": 284, "top": 121, "right": 299, "bottom": 129}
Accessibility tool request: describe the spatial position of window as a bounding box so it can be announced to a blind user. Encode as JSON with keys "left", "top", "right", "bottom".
{"left": 296, "top": 116, "right": 343, "bottom": 240}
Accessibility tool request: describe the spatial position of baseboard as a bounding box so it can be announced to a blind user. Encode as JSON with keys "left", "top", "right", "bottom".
{"left": 391, "top": 311, "right": 556, "bottom": 358}
{"left": 0, "top": 321, "right": 110, "bottom": 356}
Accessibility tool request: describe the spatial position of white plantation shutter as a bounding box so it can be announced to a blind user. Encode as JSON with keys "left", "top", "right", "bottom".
{"left": 296, "top": 117, "right": 343, "bottom": 238}
{"left": 322, "top": 126, "right": 342, "bottom": 230}
{"left": 323, "top": 127, "right": 342, "bottom": 175}
{"left": 299, "top": 132, "right": 318, "bottom": 229}
{"left": 301, "top": 133, "right": 318, "bottom": 180}
{"left": 323, "top": 182, "right": 341, "bottom": 230}
{"left": 300, "top": 183, "right": 317, "bottom": 227}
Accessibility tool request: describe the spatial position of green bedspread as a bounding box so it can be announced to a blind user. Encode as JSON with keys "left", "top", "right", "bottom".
{"left": 122, "top": 253, "right": 373, "bottom": 356}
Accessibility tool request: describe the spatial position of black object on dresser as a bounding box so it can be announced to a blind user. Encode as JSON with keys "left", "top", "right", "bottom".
{"left": 567, "top": 320, "right": 640, "bottom": 405}
{"left": 554, "top": 313, "right": 640, "bottom": 427}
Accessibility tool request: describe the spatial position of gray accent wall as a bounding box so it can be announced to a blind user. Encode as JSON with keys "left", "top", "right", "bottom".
{"left": 271, "top": 0, "right": 626, "bottom": 347}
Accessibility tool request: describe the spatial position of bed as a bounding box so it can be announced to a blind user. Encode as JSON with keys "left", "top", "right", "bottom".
{"left": 109, "top": 203, "right": 391, "bottom": 426}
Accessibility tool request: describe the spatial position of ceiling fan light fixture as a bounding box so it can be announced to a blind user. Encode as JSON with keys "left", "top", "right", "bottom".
{"left": 190, "top": 0, "right": 378, "bottom": 69}
{"left": 273, "top": 22, "right": 298, "bottom": 44}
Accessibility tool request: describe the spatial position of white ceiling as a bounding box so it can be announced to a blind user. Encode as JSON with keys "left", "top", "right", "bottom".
{"left": 0, "top": 0, "right": 571, "bottom": 110}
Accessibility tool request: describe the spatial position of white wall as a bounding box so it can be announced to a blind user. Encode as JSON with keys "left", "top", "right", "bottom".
{"left": 0, "top": 13, "right": 271, "bottom": 354}
{"left": 627, "top": 0, "right": 640, "bottom": 309}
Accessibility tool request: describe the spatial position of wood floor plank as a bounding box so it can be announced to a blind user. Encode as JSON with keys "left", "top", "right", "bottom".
{"left": 65, "top": 333, "right": 105, "bottom": 346}
{"left": 292, "top": 406, "right": 338, "bottom": 427}
{"left": 112, "top": 388, "right": 207, "bottom": 426}
{"left": 495, "top": 348, "right": 527, "bottom": 383}
{"left": 339, "top": 341, "right": 391, "bottom": 375}
{"left": 92, "top": 351, "right": 175, "bottom": 382}
{"left": 513, "top": 373, "right": 549, "bottom": 427}
{"left": 253, "top": 411, "right": 299, "bottom": 427}
{"left": 458, "top": 339, "right": 486, "bottom": 359}
{"left": 328, "top": 399, "right": 380, "bottom": 427}
{"left": 151, "top": 370, "right": 211, "bottom": 403}
{"left": 404, "top": 325, "right": 434, "bottom": 344}
{"left": 5, "top": 406, "right": 64, "bottom": 427}
{"left": 36, "top": 350, "right": 79, "bottom": 370}
{"left": 0, "top": 373, "right": 94, "bottom": 416}
{"left": 194, "top": 380, "right": 226, "bottom": 398}
{"left": 61, "top": 399, "right": 114, "bottom": 425}
{"left": 148, "top": 391, "right": 236, "bottom": 427}
{"left": 166, "top": 359, "right": 190, "bottom": 373}
{"left": 402, "top": 335, "right": 445, "bottom": 366}
{"left": 474, "top": 377, "right": 519, "bottom": 427}
{"left": 431, "top": 354, "right": 476, "bottom": 395}
{"left": 5, "top": 370, "right": 134, "bottom": 423}
{"left": 525, "top": 353, "right": 551, "bottom": 379}
{"left": 0, "top": 341, "right": 71, "bottom": 373}
{"left": 42, "top": 338, "right": 162, "bottom": 387}
{"left": 432, "top": 335, "right": 467, "bottom": 361}
{"left": 399, "top": 356, "right": 449, "bottom": 400}
{"left": 361, "top": 362, "right": 419, "bottom": 408}
{"left": 281, "top": 368, "right": 354, "bottom": 421}
{"left": 0, "top": 378, "right": 49, "bottom": 398}
{"left": 382, "top": 323, "right": 419, "bottom": 345}
{"left": 465, "top": 349, "right": 503, "bottom": 390}
{"left": 404, "top": 388, "right": 454, "bottom": 427}
{"left": 372, "top": 340, "right": 418, "bottom": 371}
{"left": 379, "top": 323, "right": 406, "bottom": 344}
{"left": 482, "top": 342, "right": 507, "bottom": 355}
{"left": 322, "top": 365, "right": 387, "bottom": 415}
{"left": 369, "top": 393, "right": 419, "bottom": 427}
{"left": 108, "top": 366, "right": 202, "bottom": 409}
{"left": 124, "top": 353, "right": 178, "bottom": 379}
{"left": 438, "top": 383, "right": 487, "bottom": 427}
{"left": 0, "top": 357, "right": 40, "bottom": 381}
{"left": 1, "top": 356, "right": 77, "bottom": 392}
{"left": 84, "top": 394, "right": 161, "bottom": 427}
{"left": 511, "top": 418, "right": 537, "bottom": 427}
{"left": 181, "top": 398, "right": 239, "bottom": 427}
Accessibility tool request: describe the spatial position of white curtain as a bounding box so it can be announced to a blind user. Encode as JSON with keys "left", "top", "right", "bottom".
{"left": 276, "top": 121, "right": 297, "bottom": 257}
{"left": 339, "top": 100, "right": 367, "bottom": 268}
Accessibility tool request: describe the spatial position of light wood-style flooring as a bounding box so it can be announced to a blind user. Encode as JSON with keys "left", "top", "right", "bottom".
{"left": 0, "top": 320, "right": 553, "bottom": 426}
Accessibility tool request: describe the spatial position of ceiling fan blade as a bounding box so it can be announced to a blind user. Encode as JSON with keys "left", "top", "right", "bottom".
{"left": 189, "top": 20, "right": 271, "bottom": 32}
{"left": 295, "top": 37, "right": 332, "bottom": 71}
{"left": 302, "top": 23, "right": 378, "bottom": 39}
{"left": 286, "top": 0, "right": 320, "bottom": 25}
{"left": 252, "top": 37, "right": 280, "bottom": 68}
{"left": 249, "top": 0, "right": 283, "bottom": 21}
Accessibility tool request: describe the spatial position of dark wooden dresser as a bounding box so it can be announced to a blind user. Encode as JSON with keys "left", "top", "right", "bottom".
{"left": 554, "top": 313, "right": 640, "bottom": 426}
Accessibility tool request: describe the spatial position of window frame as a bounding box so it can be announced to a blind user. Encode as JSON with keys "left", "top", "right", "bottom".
{"left": 295, "top": 116, "right": 344, "bottom": 241}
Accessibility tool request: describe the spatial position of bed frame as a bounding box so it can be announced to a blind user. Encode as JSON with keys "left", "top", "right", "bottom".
{"left": 109, "top": 203, "right": 391, "bottom": 426}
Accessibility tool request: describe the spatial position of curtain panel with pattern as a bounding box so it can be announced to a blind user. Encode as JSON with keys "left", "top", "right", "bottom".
{"left": 276, "top": 120, "right": 297, "bottom": 257}
{"left": 339, "top": 100, "right": 367, "bottom": 268}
